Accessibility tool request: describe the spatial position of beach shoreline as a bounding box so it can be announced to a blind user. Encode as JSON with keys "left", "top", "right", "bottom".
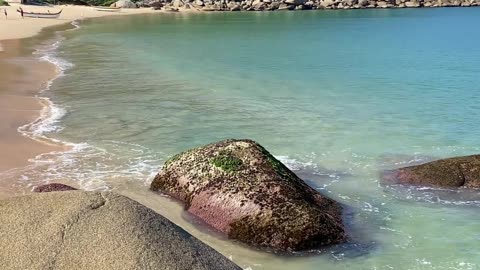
{"left": 0, "top": 39, "right": 62, "bottom": 170}
{"left": 1, "top": 3, "right": 479, "bottom": 184}
{"left": 0, "top": 5, "right": 172, "bottom": 195}
{"left": 0, "top": 4, "right": 166, "bottom": 42}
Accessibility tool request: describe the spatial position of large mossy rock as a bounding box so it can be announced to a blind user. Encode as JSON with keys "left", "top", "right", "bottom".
{"left": 383, "top": 155, "right": 480, "bottom": 188}
{"left": 150, "top": 139, "right": 346, "bottom": 252}
{"left": 0, "top": 191, "right": 241, "bottom": 270}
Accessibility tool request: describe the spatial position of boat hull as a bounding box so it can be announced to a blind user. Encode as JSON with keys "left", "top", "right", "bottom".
{"left": 94, "top": 7, "right": 122, "bottom": 12}
{"left": 17, "top": 9, "right": 62, "bottom": 18}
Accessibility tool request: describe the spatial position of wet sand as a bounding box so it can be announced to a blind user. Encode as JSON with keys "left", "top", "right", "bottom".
{"left": 0, "top": 40, "right": 62, "bottom": 174}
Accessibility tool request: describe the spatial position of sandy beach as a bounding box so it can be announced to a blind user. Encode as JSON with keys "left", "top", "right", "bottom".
{"left": 0, "top": 4, "right": 161, "bottom": 42}
{"left": 0, "top": 4, "right": 161, "bottom": 185}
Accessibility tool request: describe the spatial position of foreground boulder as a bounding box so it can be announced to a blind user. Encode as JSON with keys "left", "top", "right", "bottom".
{"left": 383, "top": 155, "right": 480, "bottom": 188}
{"left": 32, "top": 183, "right": 77, "bottom": 193}
{"left": 0, "top": 191, "right": 241, "bottom": 270}
{"left": 150, "top": 139, "right": 345, "bottom": 252}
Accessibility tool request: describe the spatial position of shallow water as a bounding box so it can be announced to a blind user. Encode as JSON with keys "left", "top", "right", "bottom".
{"left": 5, "top": 8, "right": 480, "bottom": 269}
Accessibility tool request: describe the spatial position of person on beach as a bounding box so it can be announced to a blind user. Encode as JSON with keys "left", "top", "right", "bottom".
{"left": 3, "top": 8, "right": 7, "bottom": 20}
{"left": 19, "top": 7, "right": 24, "bottom": 18}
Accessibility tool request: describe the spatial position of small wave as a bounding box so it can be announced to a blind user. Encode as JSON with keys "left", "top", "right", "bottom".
{"left": 36, "top": 38, "right": 74, "bottom": 80}
{"left": 384, "top": 184, "right": 480, "bottom": 207}
{"left": 34, "top": 20, "right": 81, "bottom": 77}
{"left": 15, "top": 29, "right": 75, "bottom": 145}
{"left": 276, "top": 155, "right": 350, "bottom": 179}
{"left": 70, "top": 20, "right": 81, "bottom": 30}
{"left": 18, "top": 21, "right": 79, "bottom": 144}
{"left": 277, "top": 155, "right": 319, "bottom": 171}
{"left": 12, "top": 140, "right": 163, "bottom": 192}
{"left": 18, "top": 97, "right": 66, "bottom": 140}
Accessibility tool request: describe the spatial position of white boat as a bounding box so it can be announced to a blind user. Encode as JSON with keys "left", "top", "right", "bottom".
{"left": 17, "top": 9, "right": 62, "bottom": 19}
{"left": 94, "top": 6, "right": 122, "bottom": 12}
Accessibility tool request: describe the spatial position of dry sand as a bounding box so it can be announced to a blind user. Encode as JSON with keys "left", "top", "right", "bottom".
{"left": 0, "top": 4, "right": 161, "bottom": 42}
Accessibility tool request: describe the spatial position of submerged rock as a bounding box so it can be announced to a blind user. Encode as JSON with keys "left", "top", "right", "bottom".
{"left": 150, "top": 139, "right": 345, "bottom": 252}
{"left": 383, "top": 155, "right": 480, "bottom": 189}
{"left": 0, "top": 191, "right": 241, "bottom": 270}
{"left": 33, "top": 183, "right": 77, "bottom": 193}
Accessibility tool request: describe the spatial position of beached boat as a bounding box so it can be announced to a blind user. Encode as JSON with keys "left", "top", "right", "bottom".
{"left": 94, "top": 6, "right": 122, "bottom": 12}
{"left": 17, "top": 9, "right": 62, "bottom": 19}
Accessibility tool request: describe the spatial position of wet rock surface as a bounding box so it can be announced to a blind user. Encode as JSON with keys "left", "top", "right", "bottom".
{"left": 151, "top": 139, "right": 346, "bottom": 252}
{"left": 383, "top": 155, "right": 480, "bottom": 189}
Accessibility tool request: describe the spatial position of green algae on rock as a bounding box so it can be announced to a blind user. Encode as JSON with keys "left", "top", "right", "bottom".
{"left": 150, "top": 139, "right": 346, "bottom": 252}
{"left": 211, "top": 152, "right": 243, "bottom": 172}
{"left": 384, "top": 154, "right": 480, "bottom": 189}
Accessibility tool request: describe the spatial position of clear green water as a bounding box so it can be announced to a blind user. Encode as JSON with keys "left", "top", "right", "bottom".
{"left": 12, "top": 8, "right": 480, "bottom": 269}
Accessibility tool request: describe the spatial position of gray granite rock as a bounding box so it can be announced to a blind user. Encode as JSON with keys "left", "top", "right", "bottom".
{"left": 0, "top": 191, "right": 241, "bottom": 270}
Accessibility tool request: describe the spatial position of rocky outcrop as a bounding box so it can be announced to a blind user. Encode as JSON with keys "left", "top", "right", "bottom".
{"left": 143, "top": 0, "right": 164, "bottom": 9}
{"left": 33, "top": 183, "right": 77, "bottom": 193}
{"left": 111, "top": 0, "right": 137, "bottom": 8}
{"left": 0, "top": 191, "right": 241, "bottom": 270}
{"left": 383, "top": 155, "right": 480, "bottom": 189}
{"left": 150, "top": 139, "right": 345, "bottom": 252}
{"left": 159, "top": 0, "right": 480, "bottom": 11}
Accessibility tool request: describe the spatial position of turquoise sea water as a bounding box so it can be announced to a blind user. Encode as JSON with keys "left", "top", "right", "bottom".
{"left": 9, "top": 8, "right": 480, "bottom": 270}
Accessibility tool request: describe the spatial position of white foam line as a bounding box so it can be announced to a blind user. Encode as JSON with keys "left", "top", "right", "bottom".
{"left": 18, "top": 20, "right": 82, "bottom": 142}
{"left": 19, "top": 20, "right": 87, "bottom": 148}
{"left": 18, "top": 97, "right": 66, "bottom": 140}
{"left": 70, "top": 20, "right": 81, "bottom": 30}
{"left": 9, "top": 21, "right": 88, "bottom": 170}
